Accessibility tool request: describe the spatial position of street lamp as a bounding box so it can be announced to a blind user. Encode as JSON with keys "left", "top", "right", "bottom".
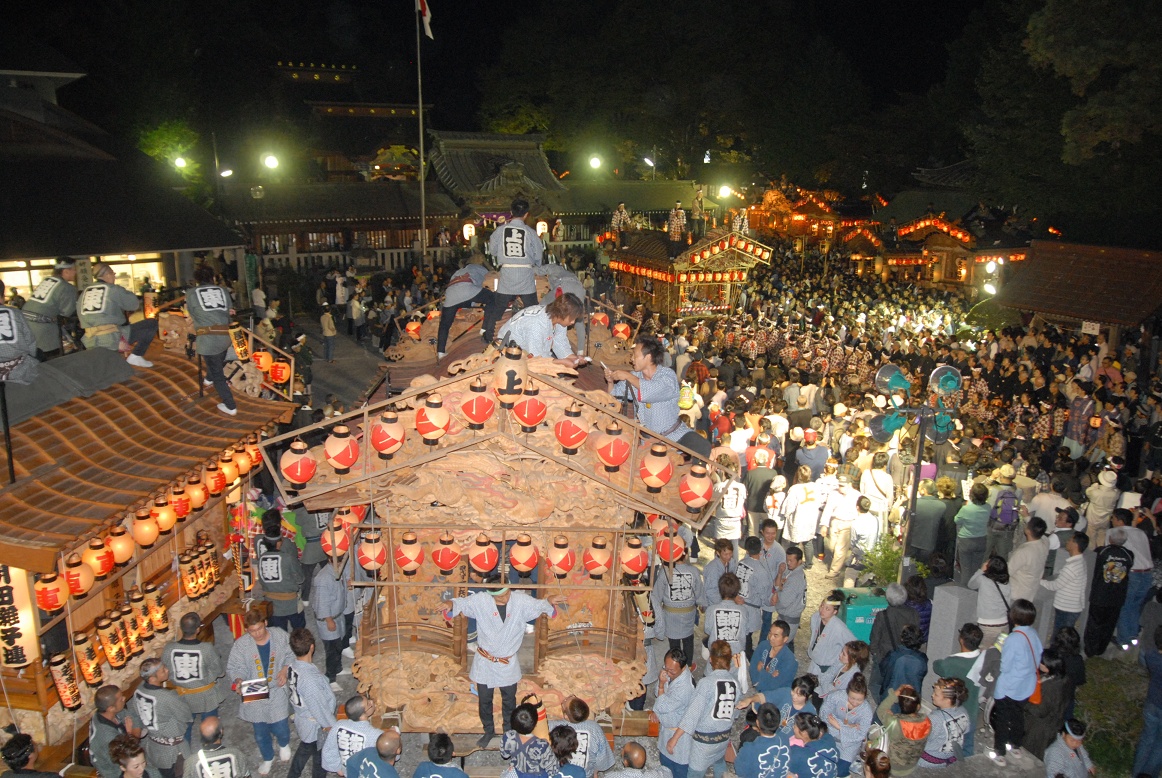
{"left": 220, "top": 169, "right": 233, "bottom": 178}
{"left": 173, "top": 157, "right": 187, "bottom": 169}
{"left": 718, "top": 185, "right": 732, "bottom": 198}
{"left": 983, "top": 282, "right": 997, "bottom": 295}
{"left": 263, "top": 154, "right": 279, "bottom": 170}
{"left": 588, "top": 155, "right": 601, "bottom": 169}
{"left": 985, "top": 261, "right": 997, "bottom": 273}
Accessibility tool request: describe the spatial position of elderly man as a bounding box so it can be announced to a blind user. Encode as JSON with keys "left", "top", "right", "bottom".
{"left": 604, "top": 742, "right": 672, "bottom": 778}
{"left": 183, "top": 717, "right": 249, "bottom": 778}
{"left": 606, "top": 335, "right": 711, "bottom": 461}
{"left": 77, "top": 262, "right": 157, "bottom": 367}
{"left": 21, "top": 256, "right": 78, "bottom": 360}
{"left": 130, "top": 658, "right": 194, "bottom": 778}
{"left": 322, "top": 696, "right": 383, "bottom": 777}
{"left": 440, "top": 583, "right": 567, "bottom": 746}
{"left": 345, "top": 731, "right": 402, "bottom": 778}
{"left": 1084, "top": 527, "right": 1135, "bottom": 657}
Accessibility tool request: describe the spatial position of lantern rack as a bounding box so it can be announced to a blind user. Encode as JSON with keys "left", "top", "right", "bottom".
{"left": 235, "top": 328, "right": 297, "bottom": 403}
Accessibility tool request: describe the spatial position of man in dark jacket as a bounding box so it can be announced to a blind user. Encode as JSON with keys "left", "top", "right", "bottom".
{"left": 869, "top": 582, "right": 920, "bottom": 671}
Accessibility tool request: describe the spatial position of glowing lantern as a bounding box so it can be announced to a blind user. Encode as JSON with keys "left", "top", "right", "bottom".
{"left": 62, "top": 553, "right": 94, "bottom": 597}
{"left": 461, "top": 377, "right": 495, "bottom": 430}
{"left": 512, "top": 382, "right": 547, "bottom": 433}
{"left": 762, "top": 250, "right": 771, "bottom": 260}
{"left": 416, "top": 394, "right": 452, "bottom": 444}
{"left": 168, "top": 484, "right": 190, "bottom": 521}
{"left": 370, "top": 411, "right": 406, "bottom": 459}
{"left": 179, "top": 553, "right": 200, "bottom": 599}
{"left": 131, "top": 508, "right": 159, "bottom": 548}
{"left": 546, "top": 536, "right": 576, "bottom": 579}
{"left": 96, "top": 616, "right": 128, "bottom": 668}
{"left": 711, "top": 245, "right": 720, "bottom": 255}
{"left": 323, "top": 424, "right": 360, "bottom": 474}
{"left": 679, "top": 273, "right": 688, "bottom": 283}
{"left": 729, "top": 235, "right": 737, "bottom": 246}
{"left": 656, "top": 528, "right": 687, "bottom": 562}
{"left": 144, "top": 583, "right": 168, "bottom": 632}
{"left": 720, "top": 239, "right": 729, "bottom": 250}
{"left": 252, "top": 351, "right": 273, "bottom": 372}
{"left": 619, "top": 537, "right": 649, "bottom": 577}
{"left": 245, "top": 433, "right": 263, "bottom": 466}
{"left": 405, "top": 320, "right": 422, "bottom": 340}
{"left": 204, "top": 461, "right": 226, "bottom": 496}
{"left": 639, "top": 443, "right": 674, "bottom": 493}
{"left": 595, "top": 421, "right": 631, "bottom": 472}
{"left": 34, "top": 573, "right": 67, "bottom": 613}
{"left": 72, "top": 632, "right": 103, "bottom": 688}
{"left": 554, "top": 401, "right": 590, "bottom": 455}
{"left": 320, "top": 519, "right": 350, "bottom": 558}
{"left": 81, "top": 538, "right": 115, "bottom": 579}
{"left": 509, "top": 534, "right": 539, "bottom": 576}
{"left": 130, "top": 590, "right": 154, "bottom": 642}
{"left": 612, "top": 322, "right": 631, "bottom": 340}
{"left": 106, "top": 527, "right": 135, "bottom": 565}
{"left": 49, "top": 654, "right": 82, "bottom": 711}
{"left": 583, "top": 536, "right": 612, "bottom": 579}
{"left": 217, "top": 452, "right": 239, "bottom": 486}
{"left": 432, "top": 532, "right": 462, "bottom": 575}
{"left": 150, "top": 495, "right": 178, "bottom": 535}
{"left": 714, "top": 272, "right": 723, "bottom": 282}
{"left": 678, "top": 464, "right": 713, "bottom": 513}
{"left": 186, "top": 473, "right": 208, "bottom": 512}
{"left": 269, "top": 360, "right": 291, "bottom": 384}
{"left": 468, "top": 534, "right": 499, "bottom": 574}
{"left": 592, "top": 312, "right": 610, "bottom": 328}
{"left": 232, "top": 444, "right": 253, "bottom": 476}
{"left": 493, "top": 346, "right": 528, "bottom": 409}
{"left": 358, "top": 530, "right": 388, "bottom": 572}
{"left": 701, "top": 249, "right": 710, "bottom": 259}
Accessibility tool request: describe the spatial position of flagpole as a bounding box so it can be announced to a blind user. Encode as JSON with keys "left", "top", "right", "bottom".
{"left": 415, "top": 4, "right": 428, "bottom": 271}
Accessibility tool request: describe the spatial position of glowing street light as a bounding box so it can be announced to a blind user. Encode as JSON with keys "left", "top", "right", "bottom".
{"left": 219, "top": 169, "right": 233, "bottom": 178}
{"left": 263, "top": 154, "right": 279, "bottom": 170}
{"left": 173, "top": 157, "right": 187, "bottom": 169}
{"left": 588, "top": 155, "right": 601, "bottom": 169}
{"left": 985, "top": 261, "right": 997, "bottom": 273}
{"left": 643, "top": 158, "right": 654, "bottom": 167}
{"left": 983, "top": 282, "right": 997, "bottom": 295}
{"left": 718, "top": 185, "right": 733, "bottom": 198}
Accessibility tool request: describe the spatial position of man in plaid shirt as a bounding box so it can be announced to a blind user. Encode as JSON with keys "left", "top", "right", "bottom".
{"left": 611, "top": 202, "right": 633, "bottom": 248}
{"left": 668, "top": 201, "right": 686, "bottom": 257}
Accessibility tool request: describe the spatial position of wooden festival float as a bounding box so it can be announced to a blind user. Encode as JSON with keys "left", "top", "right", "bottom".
{"left": 259, "top": 348, "right": 729, "bottom": 734}
{"left": 609, "top": 230, "right": 773, "bottom": 319}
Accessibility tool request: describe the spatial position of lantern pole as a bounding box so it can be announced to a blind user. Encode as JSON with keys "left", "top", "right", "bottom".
{"left": 0, "top": 383, "right": 13, "bottom": 484}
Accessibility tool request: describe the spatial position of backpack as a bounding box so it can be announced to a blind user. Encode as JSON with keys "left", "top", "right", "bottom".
{"left": 990, "top": 487, "right": 1020, "bottom": 527}
{"left": 678, "top": 382, "right": 695, "bottom": 410}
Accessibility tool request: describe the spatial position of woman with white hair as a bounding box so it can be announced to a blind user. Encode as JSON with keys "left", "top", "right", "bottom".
{"left": 1084, "top": 469, "right": 1120, "bottom": 545}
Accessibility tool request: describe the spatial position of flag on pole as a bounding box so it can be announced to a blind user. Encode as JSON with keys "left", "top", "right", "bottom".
{"left": 417, "top": 0, "right": 433, "bottom": 39}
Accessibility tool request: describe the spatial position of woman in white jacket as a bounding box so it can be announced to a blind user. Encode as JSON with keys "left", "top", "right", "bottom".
{"left": 780, "top": 465, "right": 822, "bottom": 567}
{"left": 1084, "top": 469, "right": 1120, "bottom": 545}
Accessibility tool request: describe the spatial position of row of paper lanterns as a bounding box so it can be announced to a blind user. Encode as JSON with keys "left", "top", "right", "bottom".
{"left": 608, "top": 261, "right": 676, "bottom": 284}
{"left": 252, "top": 351, "right": 293, "bottom": 384}
{"left": 690, "top": 236, "right": 770, "bottom": 262}
{"left": 677, "top": 270, "right": 748, "bottom": 283}
{"left": 32, "top": 435, "right": 262, "bottom": 613}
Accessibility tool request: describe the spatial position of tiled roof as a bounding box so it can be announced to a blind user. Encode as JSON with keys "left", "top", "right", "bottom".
{"left": 911, "top": 160, "right": 977, "bottom": 189}
{"left": 0, "top": 349, "right": 293, "bottom": 572}
{"left": 220, "top": 180, "right": 461, "bottom": 225}
{"left": 617, "top": 230, "right": 674, "bottom": 262}
{"left": 874, "top": 189, "right": 979, "bottom": 226}
{"left": 995, "top": 240, "right": 1162, "bottom": 326}
{"left": 427, "top": 130, "right": 566, "bottom": 198}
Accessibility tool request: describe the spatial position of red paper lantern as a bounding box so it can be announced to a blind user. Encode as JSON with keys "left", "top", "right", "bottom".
{"left": 405, "top": 321, "right": 422, "bottom": 341}
{"left": 512, "top": 382, "right": 547, "bottom": 433}
{"left": 678, "top": 464, "right": 713, "bottom": 513}
{"left": 204, "top": 462, "right": 227, "bottom": 496}
{"left": 390, "top": 531, "right": 421, "bottom": 574}
{"left": 714, "top": 272, "right": 723, "bottom": 282}
{"left": 762, "top": 249, "right": 771, "bottom": 260}
{"left": 678, "top": 273, "right": 687, "bottom": 283}
{"left": 186, "top": 473, "right": 208, "bottom": 512}
{"left": 280, "top": 440, "right": 317, "bottom": 489}
{"left": 596, "top": 421, "right": 631, "bottom": 472}
{"left": 639, "top": 443, "right": 674, "bottom": 493}
{"left": 232, "top": 444, "right": 252, "bottom": 476}
{"left": 324, "top": 424, "right": 360, "bottom": 474}
{"left": 468, "top": 534, "right": 499, "bottom": 574}
{"left": 320, "top": 520, "right": 349, "bottom": 558}
{"left": 252, "top": 351, "right": 273, "bottom": 372}
{"left": 334, "top": 506, "right": 359, "bottom": 529}
{"left": 416, "top": 394, "right": 452, "bottom": 444}
{"left": 612, "top": 323, "right": 631, "bottom": 340}
{"left": 34, "top": 573, "right": 68, "bottom": 613}
{"left": 358, "top": 531, "right": 388, "bottom": 572}
{"left": 168, "top": 485, "right": 190, "bottom": 521}
{"left": 509, "top": 534, "right": 539, "bottom": 576}
{"left": 646, "top": 513, "right": 668, "bottom": 536}
{"left": 82, "top": 538, "right": 115, "bottom": 579}
{"left": 554, "top": 401, "right": 590, "bottom": 455}
{"left": 583, "top": 536, "right": 612, "bottom": 579}
{"left": 701, "top": 249, "right": 710, "bottom": 259}
{"left": 592, "top": 312, "right": 610, "bottom": 328}
{"left": 729, "top": 235, "right": 738, "bottom": 246}
{"left": 245, "top": 433, "right": 263, "bottom": 466}
{"left": 546, "top": 536, "right": 576, "bottom": 579}
{"left": 370, "top": 411, "right": 406, "bottom": 460}
{"left": 619, "top": 537, "right": 649, "bottom": 577}
{"left": 461, "top": 377, "right": 496, "bottom": 430}
{"left": 269, "top": 360, "right": 291, "bottom": 384}
{"left": 719, "top": 239, "right": 728, "bottom": 250}
{"left": 349, "top": 503, "right": 368, "bottom": 523}
{"left": 432, "top": 532, "right": 462, "bottom": 575}
{"left": 656, "top": 528, "right": 687, "bottom": 563}
{"left": 63, "top": 553, "right": 94, "bottom": 597}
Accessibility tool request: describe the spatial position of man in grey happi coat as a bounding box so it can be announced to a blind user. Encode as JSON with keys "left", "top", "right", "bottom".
{"left": 88, "top": 685, "right": 143, "bottom": 778}
{"left": 322, "top": 696, "right": 383, "bottom": 776}
{"left": 652, "top": 551, "right": 704, "bottom": 666}
{"left": 286, "top": 628, "right": 337, "bottom": 778}
{"left": 185, "top": 265, "right": 237, "bottom": 416}
{"left": 311, "top": 555, "right": 348, "bottom": 683}
{"left": 77, "top": 261, "right": 157, "bottom": 367}
{"left": 669, "top": 641, "right": 740, "bottom": 776}
{"left": 130, "top": 658, "right": 194, "bottom": 778}
{"left": 256, "top": 512, "right": 305, "bottom": 632}
{"left": 161, "top": 613, "right": 225, "bottom": 737}
{"left": 183, "top": 717, "right": 249, "bottom": 778}
{"left": 483, "top": 198, "right": 543, "bottom": 343}
{"left": 536, "top": 263, "right": 588, "bottom": 355}
{"left": 652, "top": 649, "right": 694, "bottom": 778}
{"left": 21, "top": 256, "right": 77, "bottom": 360}
{"left": 441, "top": 584, "right": 567, "bottom": 746}
{"left": 703, "top": 573, "right": 754, "bottom": 660}
{"left": 0, "top": 284, "right": 39, "bottom": 385}
{"left": 605, "top": 742, "right": 673, "bottom": 778}
{"left": 297, "top": 507, "right": 331, "bottom": 605}
{"left": 227, "top": 610, "right": 294, "bottom": 775}
{"left": 549, "top": 696, "right": 616, "bottom": 778}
